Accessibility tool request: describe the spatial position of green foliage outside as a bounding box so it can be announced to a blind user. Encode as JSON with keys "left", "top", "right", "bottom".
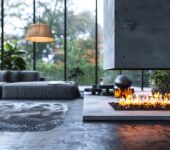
{"left": 66, "top": 39, "right": 96, "bottom": 84}
{"left": 149, "top": 70, "right": 170, "bottom": 93}
{"left": 36, "top": 61, "right": 64, "bottom": 81}
{"left": 4, "top": 0, "right": 103, "bottom": 85}
{"left": 3, "top": 0, "right": 152, "bottom": 87}
{"left": 68, "top": 67, "right": 84, "bottom": 83}
{"left": 34, "top": 39, "right": 98, "bottom": 84}
{"left": 34, "top": 0, "right": 98, "bottom": 85}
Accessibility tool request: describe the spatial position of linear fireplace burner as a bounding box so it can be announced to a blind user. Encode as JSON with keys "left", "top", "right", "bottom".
{"left": 111, "top": 89, "right": 170, "bottom": 111}
{"left": 109, "top": 102, "right": 170, "bottom": 111}
{"left": 112, "top": 75, "right": 170, "bottom": 111}
{"left": 83, "top": 94, "right": 170, "bottom": 121}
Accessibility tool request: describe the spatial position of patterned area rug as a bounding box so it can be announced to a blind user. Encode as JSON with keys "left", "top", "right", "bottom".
{"left": 0, "top": 103, "right": 69, "bottom": 132}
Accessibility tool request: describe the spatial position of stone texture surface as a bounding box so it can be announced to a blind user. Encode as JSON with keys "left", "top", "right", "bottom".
{"left": 83, "top": 94, "right": 170, "bottom": 121}
{"left": 104, "top": 0, "right": 115, "bottom": 70}
{"left": 0, "top": 98, "right": 170, "bottom": 150}
{"left": 104, "top": 0, "right": 170, "bottom": 69}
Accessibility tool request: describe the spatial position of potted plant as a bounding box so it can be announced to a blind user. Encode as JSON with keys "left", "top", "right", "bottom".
{"left": 1, "top": 41, "right": 27, "bottom": 70}
{"left": 68, "top": 67, "right": 84, "bottom": 83}
{"left": 149, "top": 70, "right": 170, "bottom": 94}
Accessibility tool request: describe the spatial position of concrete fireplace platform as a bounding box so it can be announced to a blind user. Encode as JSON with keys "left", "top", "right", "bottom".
{"left": 83, "top": 94, "right": 170, "bottom": 121}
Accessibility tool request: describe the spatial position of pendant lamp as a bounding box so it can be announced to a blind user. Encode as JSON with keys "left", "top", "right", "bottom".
{"left": 25, "top": 0, "right": 54, "bottom": 43}
{"left": 25, "top": 23, "right": 54, "bottom": 43}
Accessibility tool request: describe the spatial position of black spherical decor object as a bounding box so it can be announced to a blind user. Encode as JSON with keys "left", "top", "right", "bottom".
{"left": 115, "top": 75, "right": 132, "bottom": 89}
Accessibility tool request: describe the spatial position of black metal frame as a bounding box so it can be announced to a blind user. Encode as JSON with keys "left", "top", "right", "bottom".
{"left": 107, "top": 68, "right": 170, "bottom": 70}
{"left": 141, "top": 70, "right": 144, "bottom": 91}
{"left": 64, "top": 0, "right": 67, "bottom": 81}
{"left": 33, "top": 0, "right": 36, "bottom": 70}
{"left": 95, "top": 0, "right": 98, "bottom": 84}
{"left": 0, "top": 0, "right": 153, "bottom": 90}
{"left": 1, "top": 0, "right": 4, "bottom": 70}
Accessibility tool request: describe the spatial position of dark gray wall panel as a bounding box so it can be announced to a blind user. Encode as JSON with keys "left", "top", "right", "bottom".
{"left": 104, "top": 0, "right": 170, "bottom": 70}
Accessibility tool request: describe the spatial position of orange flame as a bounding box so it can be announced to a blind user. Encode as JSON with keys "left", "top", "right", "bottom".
{"left": 119, "top": 92, "right": 170, "bottom": 108}
{"left": 114, "top": 88, "right": 134, "bottom": 98}
{"left": 115, "top": 88, "right": 170, "bottom": 109}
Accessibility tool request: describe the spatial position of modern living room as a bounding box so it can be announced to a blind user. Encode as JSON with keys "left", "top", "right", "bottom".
{"left": 0, "top": 0, "right": 170, "bottom": 150}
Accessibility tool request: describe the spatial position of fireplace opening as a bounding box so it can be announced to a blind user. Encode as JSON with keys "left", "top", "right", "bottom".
{"left": 110, "top": 88, "right": 170, "bottom": 111}
{"left": 110, "top": 75, "right": 170, "bottom": 111}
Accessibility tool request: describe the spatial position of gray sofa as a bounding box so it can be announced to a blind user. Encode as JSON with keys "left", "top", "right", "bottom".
{"left": 0, "top": 70, "right": 80, "bottom": 99}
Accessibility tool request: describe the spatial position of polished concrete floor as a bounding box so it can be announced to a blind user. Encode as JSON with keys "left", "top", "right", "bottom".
{"left": 0, "top": 98, "right": 170, "bottom": 150}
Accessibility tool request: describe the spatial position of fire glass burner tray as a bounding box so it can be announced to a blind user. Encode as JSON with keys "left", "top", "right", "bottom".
{"left": 109, "top": 102, "right": 170, "bottom": 111}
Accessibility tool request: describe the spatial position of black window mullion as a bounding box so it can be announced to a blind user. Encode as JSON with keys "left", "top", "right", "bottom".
{"left": 33, "top": 0, "right": 36, "bottom": 70}
{"left": 141, "top": 70, "right": 144, "bottom": 91}
{"left": 95, "top": 0, "right": 98, "bottom": 84}
{"left": 1, "top": 0, "right": 4, "bottom": 70}
{"left": 64, "top": 0, "right": 67, "bottom": 81}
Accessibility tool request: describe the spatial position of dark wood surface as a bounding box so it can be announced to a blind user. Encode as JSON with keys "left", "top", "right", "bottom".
{"left": 0, "top": 98, "right": 170, "bottom": 150}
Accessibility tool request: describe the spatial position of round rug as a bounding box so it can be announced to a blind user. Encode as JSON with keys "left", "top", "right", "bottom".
{"left": 0, "top": 103, "right": 69, "bottom": 131}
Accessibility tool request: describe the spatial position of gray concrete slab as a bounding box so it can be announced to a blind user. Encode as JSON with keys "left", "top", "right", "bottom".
{"left": 83, "top": 94, "right": 170, "bottom": 121}
{"left": 1, "top": 98, "right": 170, "bottom": 150}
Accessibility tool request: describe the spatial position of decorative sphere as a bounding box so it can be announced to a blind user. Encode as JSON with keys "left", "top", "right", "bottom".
{"left": 115, "top": 75, "right": 132, "bottom": 89}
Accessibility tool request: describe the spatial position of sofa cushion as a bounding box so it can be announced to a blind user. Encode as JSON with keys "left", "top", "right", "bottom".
{"left": 8, "top": 71, "right": 21, "bottom": 82}
{"left": 3, "top": 82, "right": 48, "bottom": 99}
{"left": 0, "top": 71, "right": 9, "bottom": 82}
{"left": 20, "top": 71, "right": 40, "bottom": 82}
{"left": 0, "top": 82, "right": 6, "bottom": 98}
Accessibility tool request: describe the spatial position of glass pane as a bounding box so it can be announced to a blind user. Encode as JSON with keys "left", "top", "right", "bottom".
{"left": 144, "top": 70, "right": 151, "bottom": 88}
{"left": 143, "top": 70, "right": 154, "bottom": 91}
{"left": 4, "top": 0, "right": 33, "bottom": 70}
{"left": 36, "top": 0, "right": 64, "bottom": 80}
{"left": 104, "top": 70, "right": 120, "bottom": 85}
{"left": 67, "top": 0, "right": 96, "bottom": 85}
{"left": 122, "top": 70, "right": 141, "bottom": 88}
{"left": 98, "top": 0, "right": 104, "bottom": 84}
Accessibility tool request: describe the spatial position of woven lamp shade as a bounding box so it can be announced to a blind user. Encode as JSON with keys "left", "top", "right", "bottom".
{"left": 25, "top": 23, "right": 54, "bottom": 43}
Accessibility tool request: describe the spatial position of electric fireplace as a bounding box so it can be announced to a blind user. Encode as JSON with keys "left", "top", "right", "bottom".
{"left": 110, "top": 89, "right": 170, "bottom": 111}
{"left": 110, "top": 74, "right": 170, "bottom": 111}
{"left": 83, "top": 73, "right": 170, "bottom": 121}
{"left": 83, "top": 90, "right": 170, "bottom": 121}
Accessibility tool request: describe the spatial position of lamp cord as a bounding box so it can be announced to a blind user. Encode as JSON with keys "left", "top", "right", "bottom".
{"left": 38, "top": 0, "right": 40, "bottom": 23}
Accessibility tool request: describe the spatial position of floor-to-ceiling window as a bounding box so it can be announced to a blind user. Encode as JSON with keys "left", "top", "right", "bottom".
{"left": 122, "top": 70, "right": 141, "bottom": 88}
{"left": 4, "top": 0, "right": 33, "bottom": 70}
{"left": 97, "top": 0, "right": 104, "bottom": 83}
{"left": 143, "top": 70, "right": 152, "bottom": 90}
{"left": 0, "top": 0, "right": 155, "bottom": 90}
{"left": 66, "top": 0, "right": 96, "bottom": 85}
{"left": 36, "top": 0, "right": 64, "bottom": 80}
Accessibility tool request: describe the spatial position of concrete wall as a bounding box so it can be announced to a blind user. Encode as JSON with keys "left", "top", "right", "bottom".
{"left": 104, "top": 0, "right": 170, "bottom": 69}
{"left": 104, "top": 0, "right": 115, "bottom": 70}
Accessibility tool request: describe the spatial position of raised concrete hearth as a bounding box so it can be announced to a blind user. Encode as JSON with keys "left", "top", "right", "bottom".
{"left": 83, "top": 94, "right": 170, "bottom": 121}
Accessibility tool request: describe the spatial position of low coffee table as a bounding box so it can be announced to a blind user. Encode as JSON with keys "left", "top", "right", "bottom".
{"left": 99, "top": 84, "right": 114, "bottom": 96}
{"left": 84, "top": 84, "right": 114, "bottom": 95}
{"left": 84, "top": 88, "right": 102, "bottom": 95}
{"left": 99, "top": 85, "right": 114, "bottom": 94}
